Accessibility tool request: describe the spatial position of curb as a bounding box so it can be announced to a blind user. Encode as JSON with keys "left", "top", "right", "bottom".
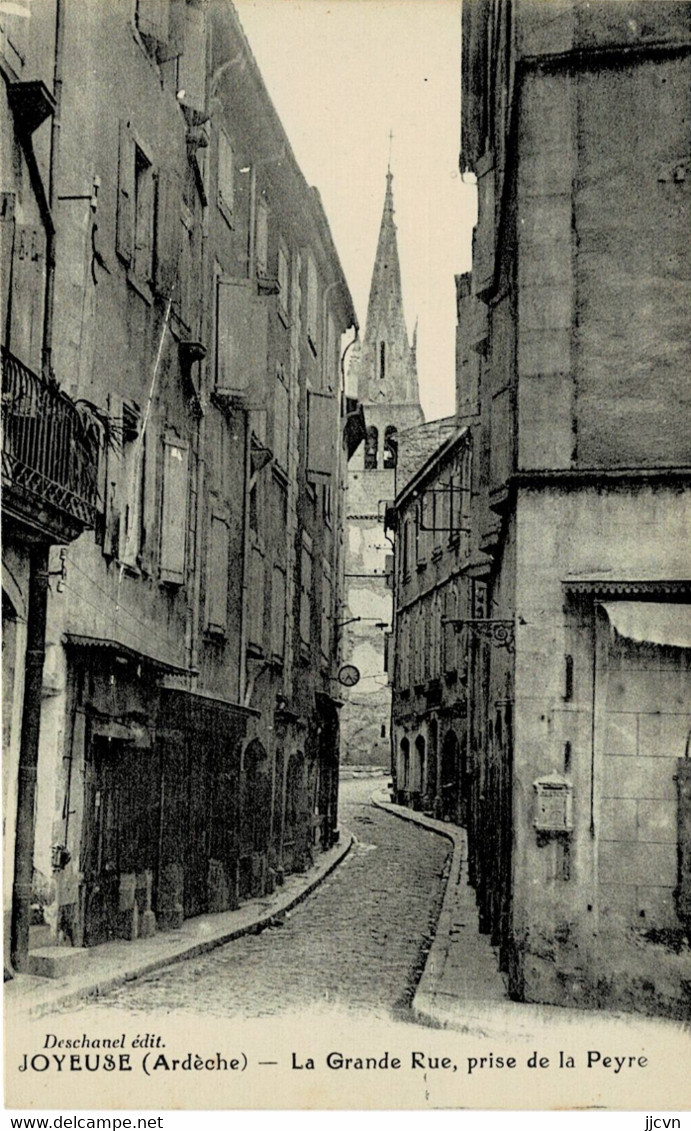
{"left": 369, "top": 790, "right": 470, "bottom": 1026}
{"left": 8, "top": 833, "right": 354, "bottom": 1019}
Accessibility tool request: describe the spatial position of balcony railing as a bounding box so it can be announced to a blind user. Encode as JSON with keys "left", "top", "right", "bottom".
{"left": 2, "top": 347, "right": 99, "bottom": 532}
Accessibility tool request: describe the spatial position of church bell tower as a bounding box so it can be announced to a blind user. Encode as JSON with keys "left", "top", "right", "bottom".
{"left": 341, "top": 168, "right": 424, "bottom": 766}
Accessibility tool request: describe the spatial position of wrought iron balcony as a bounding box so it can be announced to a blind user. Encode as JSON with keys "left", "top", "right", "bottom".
{"left": 2, "top": 348, "right": 99, "bottom": 541}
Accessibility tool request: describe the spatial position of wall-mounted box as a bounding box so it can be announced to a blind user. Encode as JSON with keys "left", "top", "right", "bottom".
{"left": 533, "top": 772, "right": 573, "bottom": 833}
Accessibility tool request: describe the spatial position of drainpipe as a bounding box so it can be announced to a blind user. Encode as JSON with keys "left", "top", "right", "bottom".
{"left": 11, "top": 546, "right": 50, "bottom": 971}
{"left": 10, "top": 0, "right": 65, "bottom": 971}
{"left": 42, "top": 0, "right": 65, "bottom": 381}
{"left": 239, "top": 410, "right": 251, "bottom": 706}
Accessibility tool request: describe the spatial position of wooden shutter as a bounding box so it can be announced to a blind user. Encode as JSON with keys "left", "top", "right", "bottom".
{"left": 216, "top": 279, "right": 268, "bottom": 403}
{"left": 273, "top": 377, "right": 289, "bottom": 471}
{"left": 154, "top": 169, "right": 182, "bottom": 298}
{"left": 217, "top": 131, "right": 233, "bottom": 220}
{"left": 159, "top": 436, "right": 189, "bottom": 584}
{"left": 139, "top": 420, "right": 158, "bottom": 575}
{"left": 306, "top": 253, "right": 318, "bottom": 343}
{"left": 248, "top": 544, "right": 265, "bottom": 647}
{"left": 277, "top": 245, "right": 289, "bottom": 314}
{"left": 270, "top": 565, "right": 286, "bottom": 658}
{"left": 8, "top": 225, "right": 44, "bottom": 373}
{"left": 307, "top": 391, "right": 335, "bottom": 480}
{"left": 300, "top": 540, "right": 312, "bottom": 645}
{"left": 206, "top": 513, "right": 229, "bottom": 633}
{"left": 116, "top": 121, "right": 134, "bottom": 265}
{"left": 255, "top": 199, "right": 269, "bottom": 276}
{"left": 320, "top": 562, "right": 332, "bottom": 660}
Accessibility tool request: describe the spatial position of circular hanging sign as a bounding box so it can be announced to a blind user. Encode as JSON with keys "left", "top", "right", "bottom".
{"left": 338, "top": 664, "right": 361, "bottom": 688}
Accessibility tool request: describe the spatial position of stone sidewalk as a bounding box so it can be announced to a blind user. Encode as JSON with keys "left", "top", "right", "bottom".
{"left": 4, "top": 835, "right": 353, "bottom": 1019}
{"left": 370, "top": 790, "right": 683, "bottom": 1041}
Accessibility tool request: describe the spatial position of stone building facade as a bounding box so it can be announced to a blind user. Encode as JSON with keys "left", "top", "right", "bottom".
{"left": 455, "top": 0, "right": 691, "bottom": 1016}
{"left": 390, "top": 429, "right": 473, "bottom": 822}
{"left": 1, "top": 0, "right": 357, "bottom": 970}
{"left": 342, "top": 170, "right": 424, "bottom": 765}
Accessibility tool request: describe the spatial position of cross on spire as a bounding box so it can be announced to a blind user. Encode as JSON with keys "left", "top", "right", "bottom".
{"left": 387, "top": 128, "right": 394, "bottom": 172}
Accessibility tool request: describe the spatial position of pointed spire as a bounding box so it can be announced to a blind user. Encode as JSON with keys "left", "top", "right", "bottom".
{"left": 353, "top": 166, "right": 421, "bottom": 409}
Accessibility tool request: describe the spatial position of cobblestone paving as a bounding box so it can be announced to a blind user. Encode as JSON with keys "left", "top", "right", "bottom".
{"left": 70, "top": 779, "right": 449, "bottom": 1019}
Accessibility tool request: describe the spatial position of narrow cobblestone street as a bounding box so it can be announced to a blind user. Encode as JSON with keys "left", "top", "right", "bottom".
{"left": 61, "top": 779, "right": 449, "bottom": 1020}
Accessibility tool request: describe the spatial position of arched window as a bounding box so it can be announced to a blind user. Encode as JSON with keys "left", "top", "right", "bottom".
{"left": 413, "top": 735, "right": 426, "bottom": 795}
{"left": 383, "top": 425, "right": 398, "bottom": 469}
{"left": 364, "top": 425, "right": 378, "bottom": 469}
{"left": 379, "top": 340, "right": 386, "bottom": 380}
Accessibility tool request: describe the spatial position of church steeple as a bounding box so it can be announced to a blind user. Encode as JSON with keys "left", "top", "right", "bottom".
{"left": 354, "top": 169, "right": 421, "bottom": 408}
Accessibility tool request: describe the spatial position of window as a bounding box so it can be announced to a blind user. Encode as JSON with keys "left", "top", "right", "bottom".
{"left": 249, "top": 482, "right": 258, "bottom": 535}
{"left": 255, "top": 198, "right": 269, "bottom": 278}
{"left": 364, "top": 426, "right": 378, "bottom": 470}
{"left": 323, "top": 482, "right": 333, "bottom": 528}
{"left": 133, "top": 144, "right": 155, "bottom": 284}
{"left": 307, "top": 390, "right": 336, "bottom": 480}
{"left": 306, "top": 253, "right": 318, "bottom": 350}
{"left": 278, "top": 244, "right": 289, "bottom": 321}
{"left": 116, "top": 123, "right": 155, "bottom": 288}
{"left": 218, "top": 131, "right": 234, "bottom": 226}
{"left": 178, "top": 204, "right": 195, "bottom": 330}
{"left": 379, "top": 341, "right": 386, "bottom": 381}
{"left": 160, "top": 434, "right": 189, "bottom": 585}
{"left": 300, "top": 534, "right": 312, "bottom": 646}
{"left": 415, "top": 500, "right": 423, "bottom": 566}
{"left": 443, "top": 584, "right": 458, "bottom": 673}
{"left": 383, "top": 425, "right": 397, "bottom": 469}
{"left": 206, "top": 512, "right": 229, "bottom": 634}
{"left": 248, "top": 544, "right": 265, "bottom": 649}
{"left": 401, "top": 517, "right": 410, "bottom": 580}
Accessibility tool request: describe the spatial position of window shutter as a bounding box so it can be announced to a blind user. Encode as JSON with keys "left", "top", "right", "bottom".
{"left": 216, "top": 279, "right": 267, "bottom": 403}
{"left": 8, "top": 226, "right": 44, "bottom": 374}
{"left": 178, "top": 4, "right": 206, "bottom": 111}
{"left": 384, "top": 553, "right": 394, "bottom": 589}
{"left": 248, "top": 544, "right": 265, "bottom": 647}
{"left": 270, "top": 565, "right": 286, "bottom": 658}
{"left": 321, "top": 562, "right": 332, "bottom": 660}
{"left": 116, "top": 121, "right": 134, "bottom": 265}
{"left": 306, "top": 253, "right": 318, "bottom": 344}
{"left": 139, "top": 421, "right": 158, "bottom": 574}
{"left": 255, "top": 199, "right": 269, "bottom": 276}
{"left": 277, "top": 245, "right": 289, "bottom": 313}
{"left": 217, "top": 131, "right": 234, "bottom": 221}
{"left": 159, "top": 436, "right": 189, "bottom": 584}
{"left": 206, "top": 513, "right": 229, "bottom": 633}
{"left": 273, "top": 377, "right": 289, "bottom": 471}
{"left": 154, "top": 169, "right": 182, "bottom": 298}
{"left": 300, "top": 540, "right": 312, "bottom": 645}
{"left": 307, "top": 391, "right": 335, "bottom": 480}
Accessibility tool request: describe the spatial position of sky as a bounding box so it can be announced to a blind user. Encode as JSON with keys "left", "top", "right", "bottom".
{"left": 234, "top": 0, "right": 478, "bottom": 422}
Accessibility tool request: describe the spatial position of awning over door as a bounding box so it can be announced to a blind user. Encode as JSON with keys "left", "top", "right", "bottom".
{"left": 600, "top": 602, "right": 691, "bottom": 650}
